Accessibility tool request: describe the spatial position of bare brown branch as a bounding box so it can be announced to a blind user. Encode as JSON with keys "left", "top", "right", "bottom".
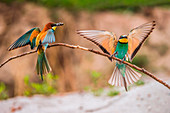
{"left": 0, "top": 50, "right": 36, "bottom": 68}
{"left": 0, "top": 43, "right": 170, "bottom": 89}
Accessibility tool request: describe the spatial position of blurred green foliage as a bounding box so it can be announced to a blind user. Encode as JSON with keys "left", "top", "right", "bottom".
{"left": 91, "top": 70, "right": 101, "bottom": 86}
{"left": 83, "top": 86, "right": 91, "bottom": 92}
{"left": 0, "top": 82, "right": 9, "bottom": 100}
{"left": 92, "top": 88, "right": 104, "bottom": 96}
{"left": 158, "top": 44, "right": 169, "bottom": 56}
{"left": 156, "top": 44, "right": 169, "bottom": 56}
{"left": 83, "top": 70, "right": 104, "bottom": 96}
{"left": 85, "top": 71, "right": 119, "bottom": 97}
{"left": 1, "top": 0, "right": 170, "bottom": 12}
{"left": 84, "top": 86, "right": 104, "bottom": 96}
{"left": 24, "top": 73, "right": 59, "bottom": 96}
{"left": 148, "top": 43, "right": 169, "bottom": 56}
{"left": 135, "top": 80, "right": 145, "bottom": 86}
{"left": 132, "top": 55, "right": 149, "bottom": 68}
{"left": 107, "top": 90, "right": 120, "bottom": 97}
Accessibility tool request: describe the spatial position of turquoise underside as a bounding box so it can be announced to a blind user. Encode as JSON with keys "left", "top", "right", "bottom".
{"left": 115, "top": 42, "right": 128, "bottom": 77}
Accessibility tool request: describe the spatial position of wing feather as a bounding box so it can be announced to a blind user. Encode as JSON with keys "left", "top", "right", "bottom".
{"left": 8, "top": 27, "right": 38, "bottom": 51}
{"left": 41, "top": 29, "right": 55, "bottom": 44}
{"left": 127, "top": 21, "right": 156, "bottom": 61}
{"left": 77, "top": 30, "right": 118, "bottom": 57}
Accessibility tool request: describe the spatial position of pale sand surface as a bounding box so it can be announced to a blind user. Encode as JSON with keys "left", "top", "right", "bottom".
{"left": 0, "top": 81, "right": 169, "bottom": 113}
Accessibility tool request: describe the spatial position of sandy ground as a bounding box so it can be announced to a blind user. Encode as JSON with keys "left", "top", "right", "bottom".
{"left": 0, "top": 81, "right": 169, "bottom": 113}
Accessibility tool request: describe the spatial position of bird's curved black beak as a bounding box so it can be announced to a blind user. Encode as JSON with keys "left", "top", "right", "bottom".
{"left": 55, "top": 22, "right": 64, "bottom": 26}
{"left": 51, "top": 22, "right": 64, "bottom": 31}
{"left": 51, "top": 22, "right": 64, "bottom": 27}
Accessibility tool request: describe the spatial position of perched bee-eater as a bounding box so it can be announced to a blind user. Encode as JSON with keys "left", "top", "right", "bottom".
{"left": 78, "top": 21, "right": 156, "bottom": 91}
{"left": 8, "top": 22, "right": 64, "bottom": 80}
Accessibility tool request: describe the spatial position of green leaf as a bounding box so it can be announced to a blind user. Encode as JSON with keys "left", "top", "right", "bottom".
{"left": 91, "top": 71, "right": 101, "bottom": 79}
{"left": 135, "top": 80, "right": 145, "bottom": 86}
{"left": 24, "top": 75, "right": 30, "bottom": 85}
{"left": 0, "top": 82, "right": 8, "bottom": 100}
{"left": 107, "top": 90, "right": 120, "bottom": 97}
{"left": 92, "top": 88, "right": 104, "bottom": 96}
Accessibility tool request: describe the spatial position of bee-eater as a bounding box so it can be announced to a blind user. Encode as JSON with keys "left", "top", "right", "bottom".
{"left": 77, "top": 21, "right": 156, "bottom": 91}
{"left": 8, "top": 22, "right": 64, "bottom": 80}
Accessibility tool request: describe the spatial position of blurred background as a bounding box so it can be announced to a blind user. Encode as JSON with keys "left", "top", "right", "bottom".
{"left": 0, "top": 0, "right": 170, "bottom": 100}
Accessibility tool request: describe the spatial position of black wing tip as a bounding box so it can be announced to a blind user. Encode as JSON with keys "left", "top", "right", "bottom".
{"left": 8, "top": 47, "right": 12, "bottom": 51}
{"left": 8, "top": 45, "right": 18, "bottom": 51}
{"left": 8, "top": 49, "right": 13, "bottom": 51}
{"left": 8, "top": 46, "right": 16, "bottom": 51}
{"left": 147, "top": 21, "right": 156, "bottom": 36}
{"left": 152, "top": 21, "right": 156, "bottom": 26}
{"left": 7, "top": 46, "right": 20, "bottom": 51}
{"left": 8, "top": 43, "right": 14, "bottom": 51}
{"left": 147, "top": 20, "right": 156, "bottom": 24}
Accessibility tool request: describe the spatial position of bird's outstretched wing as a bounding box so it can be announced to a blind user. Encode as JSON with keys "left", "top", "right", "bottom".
{"left": 77, "top": 30, "right": 118, "bottom": 60}
{"left": 127, "top": 21, "right": 156, "bottom": 61}
{"left": 41, "top": 29, "right": 55, "bottom": 45}
{"left": 8, "top": 27, "right": 39, "bottom": 51}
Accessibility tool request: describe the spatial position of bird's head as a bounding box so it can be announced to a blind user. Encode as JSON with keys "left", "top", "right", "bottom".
{"left": 119, "top": 35, "right": 128, "bottom": 43}
{"left": 45, "top": 22, "right": 64, "bottom": 31}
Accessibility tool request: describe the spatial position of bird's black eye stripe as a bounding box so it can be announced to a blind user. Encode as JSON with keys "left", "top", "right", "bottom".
{"left": 119, "top": 37, "right": 123, "bottom": 39}
{"left": 119, "top": 35, "right": 127, "bottom": 39}
{"left": 51, "top": 24, "right": 56, "bottom": 27}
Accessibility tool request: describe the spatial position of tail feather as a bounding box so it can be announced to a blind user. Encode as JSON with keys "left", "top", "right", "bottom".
{"left": 108, "top": 67, "right": 124, "bottom": 87}
{"left": 43, "top": 54, "right": 51, "bottom": 72}
{"left": 108, "top": 65, "right": 142, "bottom": 91}
{"left": 36, "top": 51, "right": 51, "bottom": 80}
{"left": 122, "top": 76, "right": 127, "bottom": 91}
{"left": 125, "top": 66, "right": 141, "bottom": 85}
{"left": 126, "top": 69, "right": 137, "bottom": 83}
{"left": 125, "top": 69, "right": 133, "bottom": 85}
{"left": 36, "top": 59, "right": 40, "bottom": 75}
{"left": 40, "top": 57, "right": 43, "bottom": 80}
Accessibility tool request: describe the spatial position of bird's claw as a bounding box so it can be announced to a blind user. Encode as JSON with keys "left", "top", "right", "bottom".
{"left": 120, "top": 59, "right": 124, "bottom": 63}
{"left": 110, "top": 52, "right": 118, "bottom": 59}
{"left": 120, "top": 56, "right": 126, "bottom": 64}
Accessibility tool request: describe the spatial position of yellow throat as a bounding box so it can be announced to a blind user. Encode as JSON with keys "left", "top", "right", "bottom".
{"left": 119, "top": 38, "right": 128, "bottom": 43}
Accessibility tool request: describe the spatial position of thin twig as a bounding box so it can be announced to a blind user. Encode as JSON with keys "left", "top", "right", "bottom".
{"left": 0, "top": 43, "right": 170, "bottom": 89}
{"left": 0, "top": 50, "right": 36, "bottom": 68}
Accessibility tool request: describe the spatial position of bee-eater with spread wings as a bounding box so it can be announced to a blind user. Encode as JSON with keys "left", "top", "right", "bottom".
{"left": 8, "top": 22, "right": 64, "bottom": 80}
{"left": 77, "top": 21, "right": 156, "bottom": 91}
